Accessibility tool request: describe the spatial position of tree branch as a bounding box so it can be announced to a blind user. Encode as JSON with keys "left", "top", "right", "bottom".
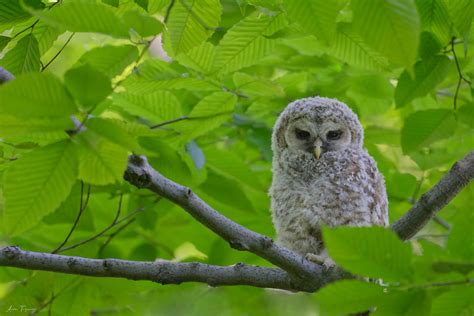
{"left": 0, "top": 246, "right": 318, "bottom": 292}
{"left": 391, "top": 150, "right": 474, "bottom": 240}
{"left": 124, "top": 155, "right": 333, "bottom": 282}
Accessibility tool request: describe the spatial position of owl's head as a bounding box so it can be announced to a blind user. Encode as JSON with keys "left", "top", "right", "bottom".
{"left": 272, "top": 97, "right": 363, "bottom": 161}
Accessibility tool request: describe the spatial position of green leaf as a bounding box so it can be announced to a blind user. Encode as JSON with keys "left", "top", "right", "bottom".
{"left": 0, "top": 0, "right": 44, "bottom": 26}
{"left": 213, "top": 13, "right": 281, "bottom": 75}
{"left": 233, "top": 72, "right": 283, "bottom": 97}
{"left": 314, "top": 280, "right": 386, "bottom": 315}
{"left": 31, "top": 2, "right": 129, "bottom": 38}
{"left": 173, "top": 92, "right": 237, "bottom": 140}
{"left": 112, "top": 90, "right": 182, "bottom": 123}
{"left": 165, "top": 0, "right": 222, "bottom": 55}
{"left": 457, "top": 103, "right": 474, "bottom": 128}
{"left": 282, "top": 0, "right": 342, "bottom": 46}
{"left": 0, "top": 115, "right": 72, "bottom": 142}
{"left": 64, "top": 64, "right": 112, "bottom": 108}
{"left": 122, "top": 77, "right": 219, "bottom": 93}
{"left": 401, "top": 109, "right": 456, "bottom": 154}
{"left": 431, "top": 286, "right": 474, "bottom": 316}
{"left": 330, "top": 22, "right": 390, "bottom": 70}
{"left": 0, "top": 34, "right": 40, "bottom": 75}
{"left": 0, "top": 72, "right": 77, "bottom": 117}
{"left": 352, "top": 0, "right": 420, "bottom": 67}
{"left": 77, "top": 44, "right": 138, "bottom": 78}
{"left": 3, "top": 140, "right": 78, "bottom": 235}
{"left": 448, "top": 208, "right": 474, "bottom": 262}
{"left": 122, "top": 10, "right": 162, "bottom": 37}
{"left": 0, "top": 36, "right": 10, "bottom": 51}
{"left": 86, "top": 117, "right": 138, "bottom": 151}
{"left": 395, "top": 55, "right": 450, "bottom": 107}
{"left": 373, "top": 289, "right": 431, "bottom": 316}
{"left": 204, "top": 147, "right": 264, "bottom": 191}
{"left": 77, "top": 131, "right": 128, "bottom": 185}
{"left": 323, "top": 226, "right": 413, "bottom": 282}
{"left": 32, "top": 20, "right": 63, "bottom": 55}
{"left": 449, "top": 0, "right": 474, "bottom": 37}
{"left": 176, "top": 42, "right": 216, "bottom": 74}
{"left": 415, "top": 0, "right": 453, "bottom": 44}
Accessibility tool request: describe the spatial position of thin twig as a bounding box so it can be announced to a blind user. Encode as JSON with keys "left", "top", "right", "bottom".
{"left": 450, "top": 37, "right": 471, "bottom": 110}
{"left": 41, "top": 32, "right": 75, "bottom": 72}
{"left": 150, "top": 116, "right": 189, "bottom": 129}
{"left": 163, "top": 0, "right": 175, "bottom": 23}
{"left": 56, "top": 207, "right": 145, "bottom": 254}
{"left": 51, "top": 182, "right": 91, "bottom": 254}
{"left": 98, "top": 218, "right": 136, "bottom": 256}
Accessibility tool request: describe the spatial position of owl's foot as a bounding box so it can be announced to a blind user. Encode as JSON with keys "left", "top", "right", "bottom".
{"left": 305, "top": 253, "right": 336, "bottom": 268}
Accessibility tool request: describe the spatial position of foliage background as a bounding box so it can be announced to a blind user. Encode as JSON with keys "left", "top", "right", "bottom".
{"left": 0, "top": 0, "right": 473, "bottom": 315}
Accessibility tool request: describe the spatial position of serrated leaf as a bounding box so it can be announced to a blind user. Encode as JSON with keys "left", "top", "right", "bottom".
{"left": 77, "top": 131, "right": 128, "bottom": 185}
{"left": 282, "top": 0, "right": 342, "bottom": 46}
{"left": 64, "top": 64, "right": 112, "bottom": 108}
{"left": 415, "top": 0, "right": 453, "bottom": 44}
{"left": 0, "top": 36, "right": 10, "bottom": 51}
{"left": 233, "top": 72, "right": 283, "bottom": 97}
{"left": 323, "top": 226, "right": 413, "bottom": 282}
{"left": 176, "top": 41, "right": 216, "bottom": 73}
{"left": 431, "top": 286, "right": 474, "bottom": 316}
{"left": 122, "top": 77, "right": 218, "bottom": 93}
{"left": 122, "top": 10, "right": 162, "bottom": 37}
{"left": 213, "top": 12, "right": 281, "bottom": 74}
{"left": 32, "top": 20, "right": 63, "bottom": 55}
{"left": 315, "top": 280, "right": 386, "bottom": 315}
{"left": 449, "top": 0, "right": 474, "bottom": 37}
{"left": 401, "top": 109, "right": 456, "bottom": 154}
{"left": 0, "top": 72, "right": 77, "bottom": 117}
{"left": 112, "top": 90, "right": 182, "bottom": 123}
{"left": 86, "top": 117, "right": 138, "bottom": 151}
{"left": 0, "top": 0, "right": 43, "bottom": 26}
{"left": 77, "top": 44, "right": 138, "bottom": 78}
{"left": 352, "top": 0, "right": 420, "bottom": 67}
{"left": 373, "top": 289, "right": 431, "bottom": 316}
{"left": 447, "top": 209, "right": 473, "bottom": 262}
{"left": 395, "top": 55, "right": 450, "bottom": 107}
{"left": 0, "top": 34, "right": 40, "bottom": 75}
{"left": 331, "top": 23, "right": 390, "bottom": 70}
{"left": 165, "top": 0, "right": 222, "bottom": 55}
{"left": 173, "top": 92, "right": 236, "bottom": 140}
{"left": 30, "top": 2, "right": 129, "bottom": 38}
{"left": 0, "top": 115, "right": 72, "bottom": 142}
{"left": 3, "top": 140, "right": 78, "bottom": 235}
{"left": 204, "top": 147, "right": 263, "bottom": 191}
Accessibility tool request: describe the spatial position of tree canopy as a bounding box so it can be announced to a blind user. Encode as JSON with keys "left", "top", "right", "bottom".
{"left": 0, "top": 0, "right": 473, "bottom": 315}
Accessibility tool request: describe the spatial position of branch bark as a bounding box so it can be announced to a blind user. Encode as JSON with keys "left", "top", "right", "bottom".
{"left": 0, "top": 246, "right": 317, "bottom": 292}
{"left": 391, "top": 150, "right": 474, "bottom": 240}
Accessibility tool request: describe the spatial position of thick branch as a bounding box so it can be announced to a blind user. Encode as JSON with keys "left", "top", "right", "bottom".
{"left": 0, "top": 246, "right": 317, "bottom": 292}
{"left": 392, "top": 151, "right": 474, "bottom": 240}
{"left": 124, "top": 155, "right": 333, "bottom": 282}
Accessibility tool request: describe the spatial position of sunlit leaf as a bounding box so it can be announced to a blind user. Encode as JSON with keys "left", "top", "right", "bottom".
{"left": 3, "top": 140, "right": 77, "bottom": 235}
{"left": 415, "top": 0, "right": 453, "bottom": 44}
{"left": 352, "top": 0, "right": 420, "bottom": 67}
{"left": 431, "top": 286, "right": 474, "bottom": 316}
{"left": 395, "top": 55, "right": 450, "bottom": 107}
{"left": 122, "top": 10, "right": 162, "bottom": 37}
{"left": 401, "top": 109, "right": 456, "bottom": 154}
{"left": 0, "top": 34, "right": 40, "bottom": 75}
{"left": 323, "top": 226, "right": 414, "bottom": 282}
{"left": 31, "top": 2, "right": 129, "bottom": 38}
{"left": 165, "top": 0, "right": 221, "bottom": 55}
{"left": 0, "top": 72, "right": 77, "bottom": 117}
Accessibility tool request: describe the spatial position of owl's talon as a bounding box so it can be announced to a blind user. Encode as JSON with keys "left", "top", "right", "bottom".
{"left": 305, "top": 253, "right": 336, "bottom": 268}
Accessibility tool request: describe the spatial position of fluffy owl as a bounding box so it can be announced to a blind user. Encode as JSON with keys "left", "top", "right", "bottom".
{"left": 270, "top": 97, "right": 388, "bottom": 265}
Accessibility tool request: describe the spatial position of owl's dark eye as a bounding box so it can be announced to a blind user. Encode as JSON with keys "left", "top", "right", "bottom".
{"left": 295, "top": 128, "right": 310, "bottom": 140}
{"left": 327, "top": 130, "right": 342, "bottom": 140}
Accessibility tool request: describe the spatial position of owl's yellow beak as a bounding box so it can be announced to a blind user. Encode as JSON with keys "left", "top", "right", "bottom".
{"left": 313, "top": 138, "right": 323, "bottom": 160}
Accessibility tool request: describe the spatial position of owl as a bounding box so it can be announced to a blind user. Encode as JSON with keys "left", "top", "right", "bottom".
{"left": 269, "top": 97, "right": 388, "bottom": 265}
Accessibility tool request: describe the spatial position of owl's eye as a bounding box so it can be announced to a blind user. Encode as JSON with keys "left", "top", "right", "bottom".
{"left": 295, "top": 128, "right": 310, "bottom": 140}
{"left": 327, "top": 130, "right": 342, "bottom": 140}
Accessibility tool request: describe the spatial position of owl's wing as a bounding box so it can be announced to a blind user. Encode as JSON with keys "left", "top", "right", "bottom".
{"left": 364, "top": 153, "right": 389, "bottom": 227}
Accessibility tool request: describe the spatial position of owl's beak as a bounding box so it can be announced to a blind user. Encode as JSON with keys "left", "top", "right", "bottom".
{"left": 313, "top": 138, "right": 323, "bottom": 160}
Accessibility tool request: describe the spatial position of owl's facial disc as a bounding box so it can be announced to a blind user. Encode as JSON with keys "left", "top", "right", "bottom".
{"left": 285, "top": 118, "right": 351, "bottom": 159}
